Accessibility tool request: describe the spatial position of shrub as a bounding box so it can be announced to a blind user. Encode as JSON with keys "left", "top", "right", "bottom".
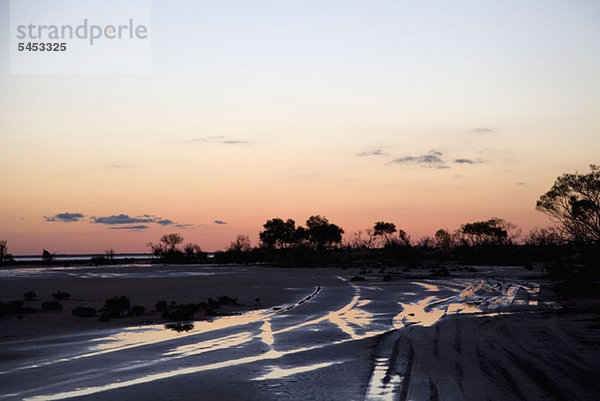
{"left": 383, "top": 274, "right": 392, "bottom": 282}
{"left": 165, "top": 322, "right": 194, "bottom": 332}
{"left": 72, "top": 307, "right": 96, "bottom": 317}
{"left": 24, "top": 291, "right": 37, "bottom": 301}
{"left": 155, "top": 300, "right": 167, "bottom": 312}
{"left": 102, "top": 296, "right": 130, "bottom": 318}
{"left": 41, "top": 301, "right": 62, "bottom": 311}
{"left": 129, "top": 305, "right": 146, "bottom": 316}
{"left": 350, "top": 276, "right": 366, "bottom": 282}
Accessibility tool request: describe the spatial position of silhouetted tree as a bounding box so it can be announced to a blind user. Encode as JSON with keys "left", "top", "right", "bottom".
{"left": 306, "top": 215, "right": 344, "bottom": 250}
{"left": 228, "top": 234, "right": 252, "bottom": 252}
{"left": 0, "top": 240, "right": 13, "bottom": 264}
{"left": 148, "top": 233, "right": 189, "bottom": 261}
{"left": 536, "top": 164, "right": 600, "bottom": 245}
{"left": 42, "top": 249, "right": 55, "bottom": 263}
{"left": 259, "top": 218, "right": 298, "bottom": 249}
{"left": 434, "top": 229, "right": 454, "bottom": 251}
{"left": 373, "top": 221, "right": 397, "bottom": 246}
{"left": 458, "top": 218, "right": 515, "bottom": 246}
{"left": 525, "top": 227, "right": 566, "bottom": 247}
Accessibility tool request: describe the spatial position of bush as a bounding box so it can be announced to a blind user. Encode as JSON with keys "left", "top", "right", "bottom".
{"left": 383, "top": 274, "right": 392, "bottom": 282}
{"left": 350, "top": 276, "right": 366, "bottom": 282}
{"left": 72, "top": 307, "right": 97, "bottom": 317}
{"left": 24, "top": 291, "right": 37, "bottom": 301}
{"left": 165, "top": 322, "right": 194, "bottom": 332}
{"left": 129, "top": 305, "right": 146, "bottom": 316}
{"left": 102, "top": 296, "right": 130, "bottom": 318}
{"left": 0, "top": 300, "right": 25, "bottom": 314}
{"left": 162, "top": 303, "right": 198, "bottom": 321}
{"left": 155, "top": 300, "right": 167, "bottom": 311}
{"left": 52, "top": 290, "right": 71, "bottom": 300}
{"left": 41, "top": 301, "right": 62, "bottom": 311}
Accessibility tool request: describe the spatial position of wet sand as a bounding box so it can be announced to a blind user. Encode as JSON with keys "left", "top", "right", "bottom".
{"left": 1, "top": 264, "right": 599, "bottom": 400}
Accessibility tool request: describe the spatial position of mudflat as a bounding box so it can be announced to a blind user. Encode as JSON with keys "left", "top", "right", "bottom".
{"left": 1, "top": 264, "right": 599, "bottom": 400}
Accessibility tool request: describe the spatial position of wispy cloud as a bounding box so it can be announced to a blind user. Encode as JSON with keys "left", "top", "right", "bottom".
{"left": 357, "top": 147, "right": 387, "bottom": 157}
{"left": 389, "top": 150, "right": 448, "bottom": 169}
{"left": 474, "top": 127, "right": 492, "bottom": 133}
{"left": 45, "top": 212, "right": 85, "bottom": 222}
{"left": 92, "top": 214, "right": 154, "bottom": 225}
{"left": 453, "top": 157, "right": 485, "bottom": 165}
{"left": 188, "top": 136, "right": 250, "bottom": 145}
{"left": 109, "top": 225, "right": 149, "bottom": 230}
{"left": 213, "top": 220, "right": 227, "bottom": 225}
{"left": 175, "top": 223, "right": 195, "bottom": 229}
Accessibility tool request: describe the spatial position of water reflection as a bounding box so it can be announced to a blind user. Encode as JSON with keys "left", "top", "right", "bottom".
{"left": 253, "top": 361, "right": 343, "bottom": 381}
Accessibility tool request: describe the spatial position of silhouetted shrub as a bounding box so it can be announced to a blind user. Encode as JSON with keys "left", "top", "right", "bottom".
{"left": 129, "top": 305, "right": 146, "bottom": 316}
{"left": 72, "top": 307, "right": 96, "bottom": 317}
{"left": 155, "top": 300, "right": 167, "bottom": 312}
{"left": 41, "top": 301, "right": 62, "bottom": 311}
{"left": 350, "top": 276, "right": 366, "bottom": 282}
{"left": 52, "top": 290, "right": 71, "bottom": 300}
{"left": 165, "top": 322, "right": 194, "bottom": 332}
{"left": 102, "top": 296, "right": 130, "bottom": 318}
{"left": 162, "top": 304, "right": 197, "bottom": 321}
{"left": 383, "top": 274, "right": 392, "bottom": 282}
{"left": 207, "top": 298, "right": 221, "bottom": 308}
{"left": 217, "top": 296, "right": 238, "bottom": 306}
{"left": 0, "top": 300, "right": 25, "bottom": 314}
{"left": 24, "top": 291, "right": 37, "bottom": 301}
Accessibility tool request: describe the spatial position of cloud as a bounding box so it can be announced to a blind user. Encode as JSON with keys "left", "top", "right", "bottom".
{"left": 454, "top": 157, "right": 486, "bottom": 165}
{"left": 109, "top": 225, "right": 149, "bottom": 230}
{"left": 92, "top": 214, "right": 154, "bottom": 225}
{"left": 389, "top": 150, "right": 448, "bottom": 168}
{"left": 175, "top": 223, "right": 195, "bottom": 228}
{"left": 357, "top": 148, "right": 387, "bottom": 157}
{"left": 474, "top": 127, "right": 492, "bottom": 133}
{"left": 188, "top": 136, "right": 250, "bottom": 145}
{"left": 517, "top": 182, "right": 528, "bottom": 186}
{"left": 156, "top": 219, "right": 174, "bottom": 226}
{"left": 45, "top": 212, "right": 85, "bottom": 222}
{"left": 213, "top": 220, "right": 227, "bottom": 225}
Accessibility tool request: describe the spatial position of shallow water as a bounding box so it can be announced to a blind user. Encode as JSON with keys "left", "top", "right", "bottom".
{"left": 0, "top": 272, "right": 553, "bottom": 401}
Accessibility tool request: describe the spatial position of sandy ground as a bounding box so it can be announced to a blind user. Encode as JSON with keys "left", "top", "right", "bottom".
{"left": 0, "top": 264, "right": 345, "bottom": 339}
{"left": 1, "top": 263, "right": 599, "bottom": 401}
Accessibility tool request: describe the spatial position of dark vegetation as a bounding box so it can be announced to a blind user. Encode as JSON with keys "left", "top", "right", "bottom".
{"left": 0, "top": 166, "right": 598, "bottom": 278}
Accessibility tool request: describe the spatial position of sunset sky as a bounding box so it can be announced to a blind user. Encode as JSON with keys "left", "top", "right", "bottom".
{"left": 1, "top": 0, "right": 599, "bottom": 254}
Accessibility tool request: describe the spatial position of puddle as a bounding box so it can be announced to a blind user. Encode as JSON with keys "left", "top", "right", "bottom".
{"left": 364, "top": 357, "right": 403, "bottom": 401}
{"left": 253, "top": 361, "right": 344, "bottom": 381}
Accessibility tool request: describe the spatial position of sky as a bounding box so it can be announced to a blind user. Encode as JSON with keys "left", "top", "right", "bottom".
{"left": 1, "top": 0, "right": 599, "bottom": 254}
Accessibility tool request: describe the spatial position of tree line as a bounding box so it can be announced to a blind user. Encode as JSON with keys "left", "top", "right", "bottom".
{"left": 1, "top": 165, "right": 598, "bottom": 269}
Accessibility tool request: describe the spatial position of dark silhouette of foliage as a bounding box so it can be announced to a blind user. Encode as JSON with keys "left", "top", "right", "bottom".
{"left": 147, "top": 233, "right": 204, "bottom": 263}
{"left": 536, "top": 164, "right": 600, "bottom": 245}
{"left": 259, "top": 218, "right": 299, "bottom": 249}
{"left": 165, "top": 322, "right": 194, "bottom": 332}
{"left": 0, "top": 240, "right": 14, "bottom": 264}
{"left": 434, "top": 229, "right": 455, "bottom": 251}
{"left": 306, "top": 215, "right": 344, "bottom": 250}
{"left": 459, "top": 218, "right": 514, "bottom": 246}
{"left": 24, "top": 291, "right": 37, "bottom": 301}
{"left": 42, "top": 249, "right": 55, "bottom": 263}
{"left": 102, "top": 296, "right": 130, "bottom": 318}
{"left": 228, "top": 234, "right": 252, "bottom": 252}
{"left": 155, "top": 300, "right": 168, "bottom": 311}
{"left": 373, "top": 221, "right": 397, "bottom": 246}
